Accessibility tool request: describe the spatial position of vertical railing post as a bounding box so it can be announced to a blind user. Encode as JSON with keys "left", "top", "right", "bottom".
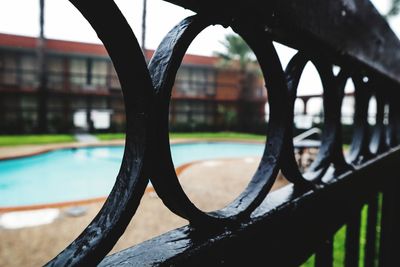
{"left": 345, "top": 209, "right": 361, "bottom": 267}
{"left": 378, "top": 174, "right": 398, "bottom": 267}
{"left": 315, "top": 237, "right": 334, "bottom": 267}
{"left": 364, "top": 194, "right": 379, "bottom": 267}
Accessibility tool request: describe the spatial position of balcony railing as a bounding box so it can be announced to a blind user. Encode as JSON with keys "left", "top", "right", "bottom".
{"left": 0, "top": 68, "right": 235, "bottom": 98}
{"left": 31, "top": 0, "right": 400, "bottom": 266}
{"left": 0, "top": 68, "right": 121, "bottom": 92}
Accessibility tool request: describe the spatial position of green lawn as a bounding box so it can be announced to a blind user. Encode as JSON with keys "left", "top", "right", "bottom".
{"left": 0, "top": 132, "right": 265, "bottom": 146}
{"left": 0, "top": 135, "right": 76, "bottom": 147}
{"left": 95, "top": 132, "right": 266, "bottom": 141}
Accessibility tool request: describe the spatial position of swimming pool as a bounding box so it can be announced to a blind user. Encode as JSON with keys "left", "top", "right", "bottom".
{"left": 0, "top": 142, "right": 264, "bottom": 208}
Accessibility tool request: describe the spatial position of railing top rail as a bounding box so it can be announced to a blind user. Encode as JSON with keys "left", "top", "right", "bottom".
{"left": 165, "top": 0, "right": 400, "bottom": 85}
{"left": 100, "top": 147, "right": 400, "bottom": 266}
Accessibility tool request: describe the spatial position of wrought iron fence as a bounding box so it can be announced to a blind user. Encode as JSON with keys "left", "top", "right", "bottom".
{"left": 42, "top": 0, "right": 400, "bottom": 266}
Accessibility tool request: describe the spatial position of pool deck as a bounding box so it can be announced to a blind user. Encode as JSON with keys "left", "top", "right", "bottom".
{"left": 0, "top": 138, "right": 265, "bottom": 212}
{"left": 0, "top": 139, "right": 290, "bottom": 266}
{"left": 0, "top": 154, "right": 288, "bottom": 266}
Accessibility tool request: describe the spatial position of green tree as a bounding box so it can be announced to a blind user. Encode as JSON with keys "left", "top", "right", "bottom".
{"left": 387, "top": 0, "right": 400, "bottom": 17}
{"left": 215, "top": 34, "right": 263, "bottom": 132}
{"left": 215, "top": 34, "right": 255, "bottom": 71}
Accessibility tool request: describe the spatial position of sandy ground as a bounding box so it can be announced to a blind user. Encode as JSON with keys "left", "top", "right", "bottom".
{"left": 0, "top": 156, "right": 289, "bottom": 267}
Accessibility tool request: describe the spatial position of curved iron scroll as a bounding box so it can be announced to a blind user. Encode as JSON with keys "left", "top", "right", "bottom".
{"left": 46, "top": 0, "right": 153, "bottom": 266}
{"left": 44, "top": 0, "right": 400, "bottom": 265}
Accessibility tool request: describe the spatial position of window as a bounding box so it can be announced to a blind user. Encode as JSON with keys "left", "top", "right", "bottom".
{"left": 205, "top": 70, "right": 216, "bottom": 95}
{"left": 0, "top": 53, "right": 17, "bottom": 85}
{"left": 175, "top": 67, "right": 216, "bottom": 96}
{"left": 69, "top": 58, "right": 87, "bottom": 86}
{"left": 174, "top": 102, "right": 190, "bottom": 123}
{"left": 173, "top": 102, "right": 210, "bottom": 124}
{"left": 109, "top": 63, "right": 121, "bottom": 89}
{"left": 47, "top": 57, "right": 64, "bottom": 89}
{"left": 20, "top": 55, "right": 38, "bottom": 86}
{"left": 191, "top": 102, "right": 206, "bottom": 123}
{"left": 176, "top": 68, "right": 191, "bottom": 94}
{"left": 92, "top": 60, "right": 108, "bottom": 87}
{"left": 47, "top": 97, "right": 63, "bottom": 109}
{"left": 191, "top": 69, "right": 204, "bottom": 83}
{"left": 20, "top": 96, "right": 37, "bottom": 109}
{"left": 92, "top": 98, "right": 108, "bottom": 109}
{"left": 70, "top": 98, "right": 87, "bottom": 110}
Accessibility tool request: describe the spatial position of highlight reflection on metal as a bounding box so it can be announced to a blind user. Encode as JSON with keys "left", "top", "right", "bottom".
{"left": 44, "top": 0, "right": 400, "bottom": 266}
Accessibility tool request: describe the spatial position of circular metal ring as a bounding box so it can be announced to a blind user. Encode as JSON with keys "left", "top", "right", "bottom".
{"left": 347, "top": 75, "right": 374, "bottom": 164}
{"left": 281, "top": 53, "right": 351, "bottom": 183}
{"left": 368, "top": 79, "right": 390, "bottom": 155}
{"left": 147, "top": 15, "right": 290, "bottom": 226}
{"left": 280, "top": 52, "right": 314, "bottom": 188}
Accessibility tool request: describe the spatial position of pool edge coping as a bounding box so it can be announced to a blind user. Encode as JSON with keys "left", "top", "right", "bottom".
{"left": 0, "top": 138, "right": 264, "bottom": 161}
{"left": 0, "top": 139, "right": 264, "bottom": 213}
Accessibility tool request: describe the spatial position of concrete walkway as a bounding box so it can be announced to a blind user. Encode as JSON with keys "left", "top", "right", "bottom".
{"left": 74, "top": 133, "right": 99, "bottom": 143}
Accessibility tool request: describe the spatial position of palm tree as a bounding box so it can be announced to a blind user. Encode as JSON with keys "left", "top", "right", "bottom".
{"left": 214, "top": 34, "right": 259, "bottom": 131}
{"left": 215, "top": 34, "right": 254, "bottom": 71}
{"left": 37, "top": 0, "right": 47, "bottom": 133}
{"left": 387, "top": 0, "right": 400, "bottom": 17}
{"left": 141, "top": 0, "right": 147, "bottom": 53}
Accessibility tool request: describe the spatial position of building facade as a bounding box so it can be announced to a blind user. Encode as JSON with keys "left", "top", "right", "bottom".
{"left": 0, "top": 33, "right": 267, "bottom": 134}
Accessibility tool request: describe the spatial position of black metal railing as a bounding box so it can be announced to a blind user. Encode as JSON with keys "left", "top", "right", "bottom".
{"left": 43, "top": 0, "right": 400, "bottom": 266}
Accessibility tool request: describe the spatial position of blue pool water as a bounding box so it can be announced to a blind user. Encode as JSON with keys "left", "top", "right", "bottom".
{"left": 0, "top": 142, "right": 264, "bottom": 207}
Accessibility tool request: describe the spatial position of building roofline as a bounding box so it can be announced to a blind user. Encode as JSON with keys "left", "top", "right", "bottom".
{"left": 0, "top": 32, "right": 219, "bottom": 66}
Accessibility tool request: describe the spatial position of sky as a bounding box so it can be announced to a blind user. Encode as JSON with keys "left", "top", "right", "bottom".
{"left": 0, "top": 0, "right": 399, "bottom": 99}
{"left": 0, "top": 0, "right": 398, "bottom": 56}
{"left": 0, "top": 0, "right": 232, "bottom": 56}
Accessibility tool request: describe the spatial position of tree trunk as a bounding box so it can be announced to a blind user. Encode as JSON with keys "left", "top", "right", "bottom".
{"left": 141, "top": 0, "right": 147, "bottom": 55}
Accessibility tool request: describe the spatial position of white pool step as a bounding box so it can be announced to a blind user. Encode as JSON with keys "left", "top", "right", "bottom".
{"left": 74, "top": 134, "right": 99, "bottom": 143}
{"left": 0, "top": 209, "right": 60, "bottom": 229}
